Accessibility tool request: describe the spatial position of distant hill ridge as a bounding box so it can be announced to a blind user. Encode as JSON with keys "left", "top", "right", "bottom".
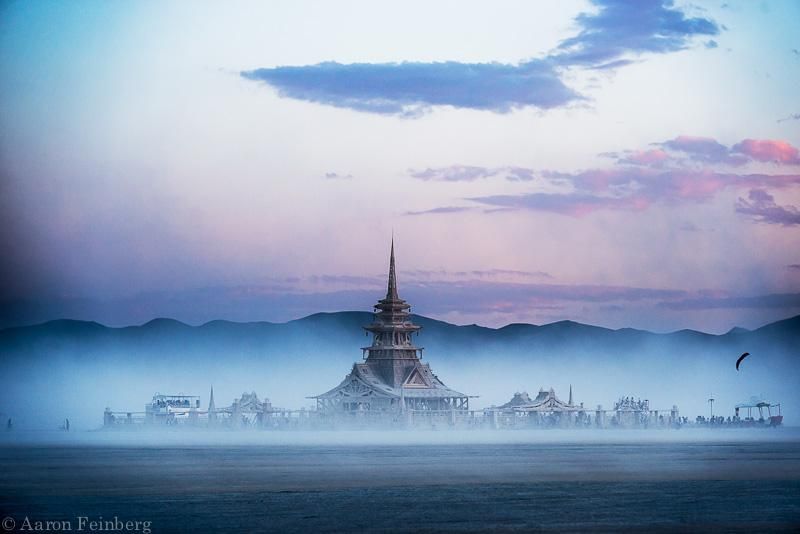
{"left": 6, "top": 311, "right": 798, "bottom": 333}
{"left": 1, "top": 313, "right": 797, "bottom": 365}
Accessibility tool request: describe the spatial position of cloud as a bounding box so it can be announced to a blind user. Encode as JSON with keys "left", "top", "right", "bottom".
{"left": 584, "top": 58, "right": 638, "bottom": 70}
{"left": 471, "top": 269, "right": 553, "bottom": 280}
{"left": 777, "top": 113, "right": 800, "bottom": 123}
{"left": 787, "top": 264, "right": 800, "bottom": 271}
{"left": 467, "top": 168, "right": 800, "bottom": 217}
{"left": 416, "top": 134, "right": 800, "bottom": 217}
{"left": 735, "top": 189, "right": 800, "bottom": 226}
{"left": 505, "top": 167, "right": 536, "bottom": 182}
{"left": 731, "top": 139, "right": 800, "bottom": 165}
{"left": 324, "top": 172, "right": 353, "bottom": 180}
{"left": 304, "top": 274, "right": 383, "bottom": 286}
{"left": 568, "top": 166, "right": 799, "bottom": 199}
{"left": 704, "top": 39, "right": 719, "bottom": 49}
{"left": 242, "top": 60, "right": 579, "bottom": 116}
{"left": 552, "top": 0, "right": 719, "bottom": 67}
{"left": 241, "top": 1, "right": 718, "bottom": 116}
{"left": 404, "top": 206, "right": 475, "bottom": 216}
{"left": 617, "top": 148, "right": 670, "bottom": 166}
{"left": 6, "top": 267, "right": 794, "bottom": 328}
{"left": 650, "top": 136, "right": 800, "bottom": 167}
{"left": 657, "top": 135, "right": 747, "bottom": 166}
{"left": 0, "top": 279, "right": 687, "bottom": 327}
{"left": 658, "top": 292, "right": 800, "bottom": 311}
{"left": 469, "top": 191, "right": 650, "bottom": 217}
{"left": 409, "top": 166, "right": 535, "bottom": 182}
{"left": 404, "top": 269, "right": 553, "bottom": 281}
{"left": 660, "top": 135, "right": 727, "bottom": 158}
{"left": 305, "top": 273, "right": 686, "bottom": 305}
{"left": 409, "top": 166, "right": 497, "bottom": 182}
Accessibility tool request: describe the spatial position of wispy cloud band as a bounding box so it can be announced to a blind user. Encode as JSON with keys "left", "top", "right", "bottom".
{"left": 243, "top": 60, "right": 578, "bottom": 116}
{"left": 241, "top": 0, "right": 719, "bottom": 116}
{"left": 411, "top": 136, "right": 800, "bottom": 223}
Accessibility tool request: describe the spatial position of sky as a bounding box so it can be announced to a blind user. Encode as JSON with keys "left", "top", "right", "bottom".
{"left": 0, "top": 0, "right": 799, "bottom": 333}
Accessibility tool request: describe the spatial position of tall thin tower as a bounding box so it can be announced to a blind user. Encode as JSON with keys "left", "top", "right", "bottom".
{"left": 361, "top": 239, "right": 424, "bottom": 387}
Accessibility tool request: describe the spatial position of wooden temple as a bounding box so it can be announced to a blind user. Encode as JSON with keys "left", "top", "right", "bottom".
{"left": 312, "top": 240, "right": 470, "bottom": 414}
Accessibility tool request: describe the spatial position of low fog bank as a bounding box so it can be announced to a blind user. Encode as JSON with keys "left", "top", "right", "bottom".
{"left": 2, "top": 428, "right": 799, "bottom": 448}
{"left": 0, "top": 314, "right": 797, "bottom": 430}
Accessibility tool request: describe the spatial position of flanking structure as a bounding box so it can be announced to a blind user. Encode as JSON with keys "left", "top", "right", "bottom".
{"left": 489, "top": 387, "right": 590, "bottom": 428}
{"left": 102, "top": 389, "right": 307, "bottom": 429}
{"left": 487, "top": 388, "right": 682, "bottom": 429}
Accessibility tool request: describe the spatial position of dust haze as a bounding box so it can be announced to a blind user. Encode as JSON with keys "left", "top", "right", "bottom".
{"left": 0, "top": 314, "right": 796, "bottom": 432}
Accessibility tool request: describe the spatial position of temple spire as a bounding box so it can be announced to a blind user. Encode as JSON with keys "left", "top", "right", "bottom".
{"left": 387, "top": 238, "right": 399, "bottom": 300}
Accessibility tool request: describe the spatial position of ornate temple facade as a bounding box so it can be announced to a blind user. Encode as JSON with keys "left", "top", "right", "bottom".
{"left": 488, "top": 387, "right": 590, "bottom": 427}
{"left": 312, "top": 241, "right": 470, "bottom": 414}
{"left": 497, "top": 387, "right": 579, "bottom": 413}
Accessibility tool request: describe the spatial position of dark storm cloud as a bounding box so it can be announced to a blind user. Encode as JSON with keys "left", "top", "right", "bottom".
{"left": 241, "top": 1, "right": 718, "bottom": 116}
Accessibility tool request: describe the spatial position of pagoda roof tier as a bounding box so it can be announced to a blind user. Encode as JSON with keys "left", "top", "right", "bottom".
{"left": 375, "top": 298, "right": 411, "bottom": 310}
{"left": 361, "top": 345, "right": 423, "bottom": 354}
{"left": 363, "top": 322, "right": 421, "bottom": 333}
{"left": 312, "top": 363, "right": 467, "bottom": 400}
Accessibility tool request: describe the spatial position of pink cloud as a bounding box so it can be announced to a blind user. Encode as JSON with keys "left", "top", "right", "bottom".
{"left": 470, "top": 169, "right": 800, "bottom": 217}
{"left": 422, "top": 135, "right": 800, "bottom": 220}
{"left": 731, "top": 139, "right": 800, "bottom": 165}
{"left": 669, "top": 169, "right": 726, "bottom": 200}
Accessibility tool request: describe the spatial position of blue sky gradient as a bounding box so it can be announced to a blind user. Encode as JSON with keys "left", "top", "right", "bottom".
{"left": 1, "top": 0, "right": 799, "bottom": 332}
